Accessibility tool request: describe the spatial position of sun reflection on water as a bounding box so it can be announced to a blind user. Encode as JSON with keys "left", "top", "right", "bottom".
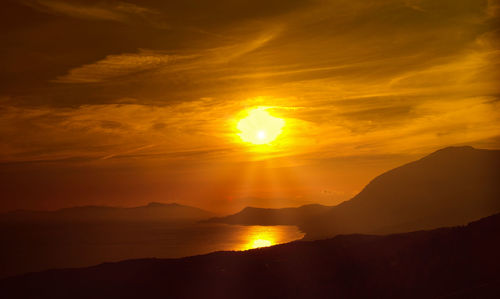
{"left": 246, "top": 238, "right": 272, "bottom": 250}
{"left": 240, "top": 226, "right": 302, "bottom": 250}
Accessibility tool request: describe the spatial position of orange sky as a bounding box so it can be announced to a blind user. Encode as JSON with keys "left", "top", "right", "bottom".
{"left": 0, "top": 0, "right": 499, "bottom": 213}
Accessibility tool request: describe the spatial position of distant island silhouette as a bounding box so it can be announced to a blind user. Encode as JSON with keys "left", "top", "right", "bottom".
{"left": 1, "top": 202, "right": 215, "bottom": 223}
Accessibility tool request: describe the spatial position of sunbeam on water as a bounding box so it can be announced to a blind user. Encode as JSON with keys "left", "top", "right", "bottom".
{"left": 240, "top": 225, "right": 296, "bottom": 250}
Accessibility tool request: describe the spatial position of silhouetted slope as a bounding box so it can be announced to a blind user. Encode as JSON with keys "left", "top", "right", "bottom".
{"left": 0, "top": 202, "right": 215, "bottom": 223}
{"left": 1, "top": 213, "right": 500, "bottom": 299}
{"left": 210, "top": 146, "right": 500, "bottom": 239}
{"left": 204, "top": 204, "right": 331, "bottom": 226}
{"left": 302, "top": 146, "right": 500, "bottom": 239}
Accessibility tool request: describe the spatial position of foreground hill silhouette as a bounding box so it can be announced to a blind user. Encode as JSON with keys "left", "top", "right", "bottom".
{"left": 2, "top": 213, "right": 500, "bottom": 298}
{"left": 209, "top": 146, "right": 500, "bottom": 239}
{"left": 0, "top": 202, "right": 214, "bottom": 223}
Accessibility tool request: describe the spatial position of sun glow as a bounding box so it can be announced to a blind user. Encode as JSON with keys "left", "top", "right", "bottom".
{"left": 241, "top": 227, "right": 280, "bottom": 250}
{"left": 244, "top": 235, "right": 275, "bottom": 250}
{"left": 237, "top": 108, "right": 285, "bottom": 145}
{"left": 250, "top": 239, "right": 272, "bottom": 248}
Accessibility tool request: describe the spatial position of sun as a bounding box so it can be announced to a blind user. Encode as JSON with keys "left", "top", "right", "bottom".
{"left": 237, "top": 108, "right": 285, "bottom": 145}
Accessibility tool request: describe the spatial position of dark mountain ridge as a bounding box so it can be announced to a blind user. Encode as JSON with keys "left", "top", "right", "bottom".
{"left": 209, "top": 146, "right": 500, "bottom": 240}
{"left": 2, "top": 212, "right": 500, "bottom": 299}
{"left": 303, "top": 146, "right": 500, "bottom": 239}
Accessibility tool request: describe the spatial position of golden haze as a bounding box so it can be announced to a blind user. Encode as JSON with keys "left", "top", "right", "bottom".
{"left": 0, "top": 0, "right": 499, "bottom": 212}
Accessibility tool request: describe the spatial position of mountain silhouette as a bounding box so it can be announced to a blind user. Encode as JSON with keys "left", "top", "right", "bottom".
{"left": 209, "top": 146, "right": 500, "bottom": 239}
{"left": 204, "top": 203, "right": 331, "bottom": 226}
{"left": 2, "top": 213, "right": 499, "bottom": 299}
{"left": 0, "top": 202, "right": 215, "bottom": 223}
{"left": 302, "top": 146, "right": 500, "bottom": 239}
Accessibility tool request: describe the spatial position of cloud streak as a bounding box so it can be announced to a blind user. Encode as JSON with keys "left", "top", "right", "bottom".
{"left": 55, "top": 27, "right": 281, "bottom": 84}
{"left": 23, "top": 0, "right": 155, "bottom": 21}
{"left": 55, "top": 50, "right": 175, "bottom": 83}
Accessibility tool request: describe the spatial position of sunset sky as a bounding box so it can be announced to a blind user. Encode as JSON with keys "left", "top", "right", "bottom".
{"left": 1, "top": 0, "right": 499, "bottom": 213}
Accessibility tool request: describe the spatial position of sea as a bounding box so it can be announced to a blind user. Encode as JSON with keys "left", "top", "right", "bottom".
{"left": 0, "top": 222, "right": 303, "bottom": 278}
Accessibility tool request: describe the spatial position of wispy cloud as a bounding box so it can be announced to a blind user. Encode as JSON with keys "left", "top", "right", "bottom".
{"left": 487, "top": 0, "right": 500, "bottom": 18}
{"left": 54, "top": 50, "right": 176, "bottom": 83}
{"left": 23, "top": 0, "right": 154, "bottom": 21}
{"left": 55, "top": 28, "right": 280, "bottom": 83}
